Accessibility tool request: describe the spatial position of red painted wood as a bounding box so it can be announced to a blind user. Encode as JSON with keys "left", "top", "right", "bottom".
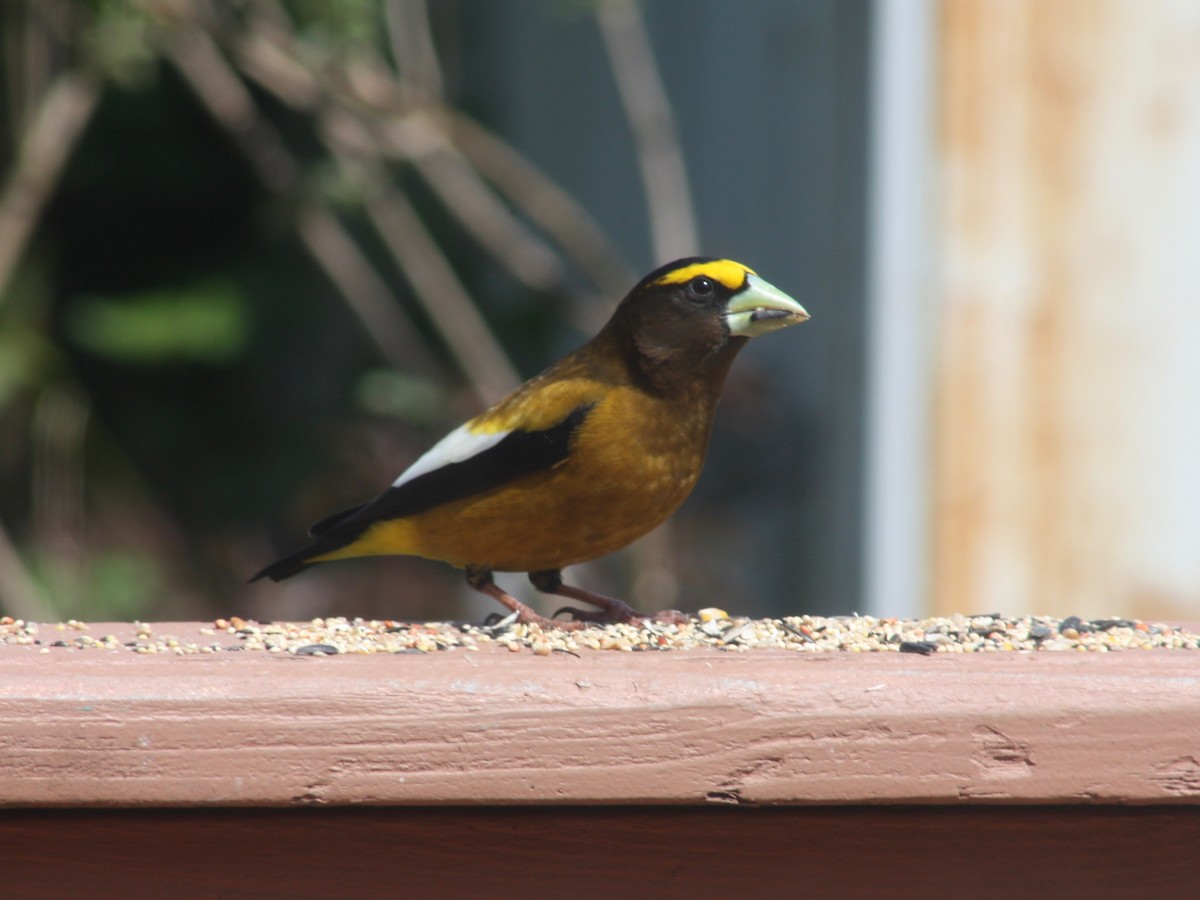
{"left": 2, "top": 623, "right": 1199, "bottom": 807}
{"left": 2, "top": 806, "right": 1196, "bottom": 899}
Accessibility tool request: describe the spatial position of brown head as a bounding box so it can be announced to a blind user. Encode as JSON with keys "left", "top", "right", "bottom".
{"left": 601, "top": 257, "right": 810, "bottom": 395}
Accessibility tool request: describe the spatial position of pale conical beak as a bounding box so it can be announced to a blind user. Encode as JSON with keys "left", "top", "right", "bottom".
{"left": 724, "top": 273, "right": 810, "bottom": 337}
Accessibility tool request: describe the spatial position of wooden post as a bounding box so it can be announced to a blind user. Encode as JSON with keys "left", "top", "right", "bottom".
{"left": 934, "top": 0, "right": 1200, "bottom": 620}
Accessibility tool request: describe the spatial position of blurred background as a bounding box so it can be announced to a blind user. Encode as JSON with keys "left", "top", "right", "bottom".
{"left": 1, "top": 0, "right": 1197, "bottom": 626}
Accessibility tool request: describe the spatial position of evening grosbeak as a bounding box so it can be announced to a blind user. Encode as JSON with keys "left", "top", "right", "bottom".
{"left": 253, "top": 257, "right": 809, "bottom": 629}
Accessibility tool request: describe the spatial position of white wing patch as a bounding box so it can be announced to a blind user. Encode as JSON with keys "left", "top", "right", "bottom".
{"left": 392, "top": 422, "right": 510, "bottom": 489}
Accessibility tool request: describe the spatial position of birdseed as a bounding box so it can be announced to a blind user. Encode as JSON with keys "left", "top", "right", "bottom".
{"left": 1, "top": 613, "right": 1198, "bottom": 656}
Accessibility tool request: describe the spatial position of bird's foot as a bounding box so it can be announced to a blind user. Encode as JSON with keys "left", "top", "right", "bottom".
{"left": 468, "top": 568, "right": 591, "bottom": 631}
{"left": 481, "top": 604, "right": 594, "bottom": 632}
{"left": 469, "top": 567, "right": 687, "bottom": 632}
{"left": 516, "top": 606, "right": 588, "bottom": 632}
{"left": 530, "top": 570, "right": 687, "bottom": 627}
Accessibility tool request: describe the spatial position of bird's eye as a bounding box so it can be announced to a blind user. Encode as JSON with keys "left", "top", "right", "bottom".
{"left": 689, "top": 276, "right": 715, "bottom": 298}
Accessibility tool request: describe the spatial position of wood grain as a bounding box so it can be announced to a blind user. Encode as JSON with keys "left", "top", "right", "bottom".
{"left": 2, "top": 622, "right": 1198, "bottom": 807}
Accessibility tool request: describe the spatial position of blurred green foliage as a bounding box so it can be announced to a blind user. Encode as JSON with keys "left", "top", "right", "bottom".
{"left": 81, "top": 1, "right": 159, "bottom": 86}
{"left": 65, "top": 280, "right": 249, "bottom": 366}
{"left": 354, "top": 369, "right": 445, "bottom": 425}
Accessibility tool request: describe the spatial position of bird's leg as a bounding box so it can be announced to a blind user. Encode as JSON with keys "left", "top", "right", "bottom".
{"left": 528, "top": 569, "right": 688, "bottom": 626}
{"left": 465, "top": 566, "right": 586, "bottom": 631}
{"left": 529, "top": 569, "right": 637, "bottom": 621}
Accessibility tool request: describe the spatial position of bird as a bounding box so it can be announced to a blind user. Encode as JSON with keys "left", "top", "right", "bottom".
{"left": 252, "top": 257, "right": 809, "bottom": 629}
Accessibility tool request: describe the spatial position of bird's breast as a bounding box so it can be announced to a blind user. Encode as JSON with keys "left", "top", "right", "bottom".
{"left": 573, "top": 386, "right": 711, "bottom": 497}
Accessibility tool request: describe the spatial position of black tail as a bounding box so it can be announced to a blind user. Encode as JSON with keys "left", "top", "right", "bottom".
{"left": 249, "top": 546, "right": 319, "bottom": 583}
{"left": 250, "top": 501, "right": 372, "bottom": 583}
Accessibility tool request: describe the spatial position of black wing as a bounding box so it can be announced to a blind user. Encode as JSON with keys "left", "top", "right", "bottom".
{"left": 251, "top": 402, "right": 594, "bottom": 581}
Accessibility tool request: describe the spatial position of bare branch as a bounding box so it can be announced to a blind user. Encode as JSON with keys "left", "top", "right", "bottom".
{"left": 294, "top": 206, "right": 438, "bottom": 375}
{"left": 0, "top": 71, "right": 101, "bottom": 305}
{"left": 164, "top": 27, "right": 299, "bottom": 193}
{"left": 371, "top": 112, "right": 570, "bottom": 294}
{"left": 596, "top": 0, "right": 699, "bottom": 261}
{"left": 218, "top": 14, "right": 525, "bottom": 399}
{"left": 364, "top": 186, "right": 521, "bottom": 402}
{"left": 233, "top": 17, "right": 632, "bottom": 325}
{"left": 163, "top": 27, "right": 445, "bottom": 379}
{"left": 441, "top": 111, "right": 636, "bottom": 316}
{"left": 384, "top": 0, "right": 443, "bottom": 100}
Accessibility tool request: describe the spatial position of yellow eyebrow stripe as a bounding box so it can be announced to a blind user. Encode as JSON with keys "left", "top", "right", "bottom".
{"left": 651, "top": 259, "right": 755, "bottom": 291}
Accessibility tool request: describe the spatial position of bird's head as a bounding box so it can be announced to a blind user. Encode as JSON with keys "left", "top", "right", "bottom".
{"left": 606, "top": 257, "right": 809, "bottom": 389}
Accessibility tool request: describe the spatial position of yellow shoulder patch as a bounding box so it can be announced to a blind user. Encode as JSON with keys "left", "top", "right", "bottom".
{"left": 651, "top": 259, "right": 755, "bottom": 291}
{"left": 469, "top": 373, "right": 606, "bottom": 435}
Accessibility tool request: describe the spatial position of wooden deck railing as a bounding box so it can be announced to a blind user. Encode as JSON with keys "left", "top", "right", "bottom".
{"left": 2, "top": 620, "right": 1198, "bottom": 897}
